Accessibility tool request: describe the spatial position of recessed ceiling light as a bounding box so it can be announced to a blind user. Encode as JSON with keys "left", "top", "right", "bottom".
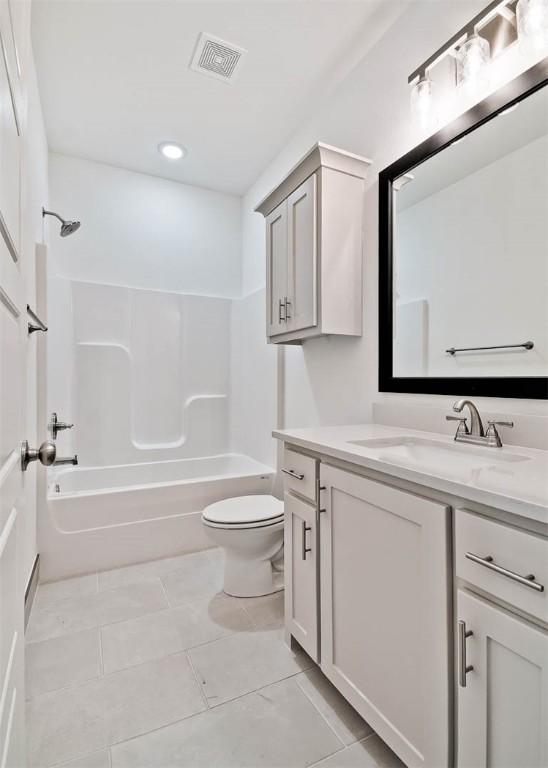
{"left": 158, "top": 142, "right": 187, "bottom": 160}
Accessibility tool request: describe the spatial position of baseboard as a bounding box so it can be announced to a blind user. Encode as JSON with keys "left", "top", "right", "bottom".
{"left": 24, "top": 553, "right": 40, "bottom": 630}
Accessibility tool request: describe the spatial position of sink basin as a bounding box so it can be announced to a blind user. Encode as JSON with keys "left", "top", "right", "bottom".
{"left": 347, "top": 436, "right": 530, "bottom": 482}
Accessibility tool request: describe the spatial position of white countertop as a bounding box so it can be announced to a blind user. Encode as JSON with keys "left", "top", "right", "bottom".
{"left": 273, "top": 424, "right": 548, "bottom": 524}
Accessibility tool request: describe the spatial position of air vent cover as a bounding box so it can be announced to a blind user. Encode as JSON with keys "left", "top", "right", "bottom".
{"left": 190, "top": 33, "right": 247, "bottom": 83}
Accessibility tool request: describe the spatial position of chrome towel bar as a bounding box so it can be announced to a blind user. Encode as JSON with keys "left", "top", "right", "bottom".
{"left": 446, "top": 341, "right": 533, "bottom": 355}
{"left": 465, "top": 552, "right": 544, "bottom": 592}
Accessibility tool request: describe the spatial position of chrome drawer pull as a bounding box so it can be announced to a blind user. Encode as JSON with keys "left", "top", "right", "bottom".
{"left": 465, "top": 552, "right": 544, "bottom": 593}
{"left": 302, "top": 521, "right": 312, "bottom": 560}
{"left": 458, "top": 620, "right": 473, "bottom": 688}
{"left": 282, "top": 468, "right": 304, "bottom": 481}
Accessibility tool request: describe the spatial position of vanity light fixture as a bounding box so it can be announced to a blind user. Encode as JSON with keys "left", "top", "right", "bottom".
{"left": 158, "top": 141, "right": 187, "bottom": 160}
{"left": 517, "top": 0, "right": 548, "bottom": 52}
{"left": 456, "top": 33, "right": 491, "bottom": 89}
{"left": 407, "top": 0, "right": 546, "bottom": 128}
{"left": 410, "top": 75, "right": 435, "bottom": 128}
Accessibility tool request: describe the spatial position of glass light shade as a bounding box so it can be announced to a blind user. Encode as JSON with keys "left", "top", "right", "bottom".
{"left": 410, "top": 76, "right": 434, "bottom": 129}
{"left": 517, "top": 0, "right": 548, "bottom": 52}
{"left": 456, "top": 33, "right": 491, "bottom": 90}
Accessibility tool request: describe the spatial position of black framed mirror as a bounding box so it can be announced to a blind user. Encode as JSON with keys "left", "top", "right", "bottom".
{"left": 379, "top": 59, "right": 548, "bottom": 400}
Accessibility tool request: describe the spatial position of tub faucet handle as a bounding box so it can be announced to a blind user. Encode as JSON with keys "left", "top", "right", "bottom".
{"left": 54, "top": 454, "right": 78, "bottom": 466}
{"left": 49, "top": 412, "right": 74, "bottom": 440}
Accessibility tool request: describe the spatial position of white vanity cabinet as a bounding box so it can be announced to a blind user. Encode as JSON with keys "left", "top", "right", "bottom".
{"left": 456, "top": 590, "right": 548, "bottom": 768}
{"left": 455, "top": 510, "right": 548, "bottom": 768}
{"left": 320, "top": 465, "right": 451, "bottom": 768}
{"left": 282, "top": 448, "right": 319, "bottom": 662}
{"left": 256, "top": 143, "right": 371, "bottom": 344}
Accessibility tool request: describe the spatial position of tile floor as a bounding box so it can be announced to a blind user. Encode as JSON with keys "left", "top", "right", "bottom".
{"left": 26, "top": 548, "right": 404, "bottom": 768}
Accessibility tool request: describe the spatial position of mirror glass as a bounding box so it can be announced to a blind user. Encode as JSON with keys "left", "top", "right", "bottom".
{"left": 393, "top": 83, "right": 548, "bottom": 379}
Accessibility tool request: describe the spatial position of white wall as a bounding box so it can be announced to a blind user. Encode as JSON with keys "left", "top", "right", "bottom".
{"left": 48, "top": 154, "right": 242, "bottom": 296}
{"left": 48, "top": 155, "right": 244, "bottom": 467}
{"left": 237, "top": 0, "right": 548, "bottom": 450}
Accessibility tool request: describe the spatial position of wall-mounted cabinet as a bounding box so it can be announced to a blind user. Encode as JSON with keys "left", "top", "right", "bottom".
{"left": 255, "top": 143, "right": 371, "bottom": 344}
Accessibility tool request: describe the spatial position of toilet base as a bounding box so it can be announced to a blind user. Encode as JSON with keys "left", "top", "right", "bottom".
{"left": 223, "top": 552, "right": 284, "bottom": 598}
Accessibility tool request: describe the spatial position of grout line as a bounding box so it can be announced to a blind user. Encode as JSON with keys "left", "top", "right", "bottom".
{"left": 98, "top": 626, "right": 105, "bottom": 677}
{"left": 294, "top": 673, "right": 347, "bottom": 749}
{"left": 186, "top": 650, "right": 210, "bottom": 711}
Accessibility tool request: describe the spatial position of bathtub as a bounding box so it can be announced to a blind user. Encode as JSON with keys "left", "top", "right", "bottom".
{"left": 41, "top": 454, "right": 274, "bottom": 581}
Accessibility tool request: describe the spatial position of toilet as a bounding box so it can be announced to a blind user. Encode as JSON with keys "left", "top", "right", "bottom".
{"left": 201, "top": 495, "right": 284, "bottom": 598}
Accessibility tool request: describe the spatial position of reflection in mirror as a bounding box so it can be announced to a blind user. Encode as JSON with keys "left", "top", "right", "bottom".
{"left": 393, "top": 83, "right": 548, "bottom": 379}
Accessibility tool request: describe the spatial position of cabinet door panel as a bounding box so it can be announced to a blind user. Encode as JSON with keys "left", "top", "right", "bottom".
{"left": 320, "top": 465, "right": 450, "bottom": 768}
{"left": 287, "top": 174, "right": 317, "bottom": 333}
{"left": 266, "top": 201, "right": 288, "bottom": 337}
{"left": 457, "top": 589, "right": 548, "bottom": 768}
{"left": 284, "top": 491, "right": 318, "bottom": 661}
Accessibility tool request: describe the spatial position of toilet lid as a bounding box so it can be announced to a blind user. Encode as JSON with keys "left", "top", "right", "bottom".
{"left": 202, "top": 495, "right": 284, "bottom": 526}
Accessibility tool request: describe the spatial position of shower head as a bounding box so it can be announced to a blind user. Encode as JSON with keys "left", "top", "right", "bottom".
{"left": 42, "top": 208, "right": 81, "bottom": 237}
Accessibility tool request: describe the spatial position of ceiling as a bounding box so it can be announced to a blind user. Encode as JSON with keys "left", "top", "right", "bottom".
{"left": 32, "top": 0, "right": 391, "bottom": 195}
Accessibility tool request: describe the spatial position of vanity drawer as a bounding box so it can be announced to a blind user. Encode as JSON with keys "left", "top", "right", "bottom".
{"left": 456, "top": 509, "right": 547, "bottom": 623}
{"left": 282, "top": 447, "right": 317, "bottom": 502}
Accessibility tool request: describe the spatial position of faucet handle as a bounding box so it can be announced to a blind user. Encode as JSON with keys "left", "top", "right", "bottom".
{"left": 446, "top": 415, "right": 469, "bottom": 434}
{"left": 487, "top": 420, "right": 514, "bottom": 429}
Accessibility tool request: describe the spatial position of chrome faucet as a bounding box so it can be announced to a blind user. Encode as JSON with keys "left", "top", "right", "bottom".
{"left": 446, "top": 399, "right": 514, "bottom": 447}
{"left": 452, "top": 399, "right": 485, "bottom": 437}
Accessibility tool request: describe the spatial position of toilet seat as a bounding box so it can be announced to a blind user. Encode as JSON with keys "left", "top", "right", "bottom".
{"left": 202, "top": 495, "right": 284, "bottom": 530}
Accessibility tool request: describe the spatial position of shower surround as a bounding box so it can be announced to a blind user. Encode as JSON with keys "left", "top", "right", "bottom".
{"left": 69, "top": 280, "right": 231, "bottom": 466}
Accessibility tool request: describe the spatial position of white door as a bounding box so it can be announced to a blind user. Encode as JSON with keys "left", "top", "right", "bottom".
{"left": 265, "top": 200, "right": 288, "bottom": 337}
{"left": 320, "top": 465, "right": 450, "bottom": 768}
{"left": 286, "top": 174, "right": 317, "bottom": 333}
{"left": 284, "top": 491, "right": 318, "bottom": 662}
{"left": 457, "top": 589, "right": 548, "bottom": 768}
{"left": 1, "top": 0, "right": 30, "bottom": 763}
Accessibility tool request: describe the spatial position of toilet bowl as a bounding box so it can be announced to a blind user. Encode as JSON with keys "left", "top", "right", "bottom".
{"left": 201, "top": 495, "right": 284, "bottom": 597}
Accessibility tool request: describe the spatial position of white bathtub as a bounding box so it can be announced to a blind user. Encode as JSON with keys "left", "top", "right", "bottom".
{"left": 41, "top": 454, "right": 274, "bottom": 581}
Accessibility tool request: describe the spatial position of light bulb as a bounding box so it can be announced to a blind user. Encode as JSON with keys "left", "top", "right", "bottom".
{"left": 517, "top": 0, "right": 548, "bottom": 53}
{"left": 410, "top": 76, "right": 434, "bottom": 129}
{"left": 456, "top": 33, "right": 491, "bottom": 90}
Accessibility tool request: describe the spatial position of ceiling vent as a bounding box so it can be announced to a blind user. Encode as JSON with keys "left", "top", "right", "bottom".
{"left": 190, "top": 33, "right": 247, "bottom": 83}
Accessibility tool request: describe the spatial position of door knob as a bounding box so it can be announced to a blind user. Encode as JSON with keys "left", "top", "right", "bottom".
{"left": 21, "top": 440, "right": 56, "bottom": 471}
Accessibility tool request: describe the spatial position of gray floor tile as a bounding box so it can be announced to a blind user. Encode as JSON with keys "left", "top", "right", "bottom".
{"left": 311, "top": 735, "right": 405, "bottom": 768}
{"left": 295, "top": 668, "right": 372, "bottom": 746}
{"left": 26, "top": 582, "right": 168, "bottom": 643}
{"left": 26, "top": 652, "right": 205, "bottom": 767}
{"left": 101, "top": 593, "right": 252, "bottom": 673}
{"left": 240, "top": 590, "right": 284, "bottom": 629}
{"left": 55, "top": 750, "right": 111, "bottom": 768}
{"left": 35, "top": 574, "right": 99, "bottom": 610}
{"left": 160, "top": 549, "right": 224, "bottom": 607}
{"left": 110, "top": 676, "right": 343, "bottom": 768}
{"left": 98, "top": 550, "right": 216, "bottom": 591}
{"left": 26, "top": 629, "right": 101, "bottom": 700}
{"left": 188, "top": 627, "right": 313, "bottom": 706}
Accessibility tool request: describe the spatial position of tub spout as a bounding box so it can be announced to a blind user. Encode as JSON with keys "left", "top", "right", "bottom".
{"left": 54, "top": 454, "right": 78, "bottom": 466}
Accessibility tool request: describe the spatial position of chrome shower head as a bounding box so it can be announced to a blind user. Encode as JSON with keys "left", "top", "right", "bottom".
{"left": 42, "top": 208, "right": 81, "bottom": 237}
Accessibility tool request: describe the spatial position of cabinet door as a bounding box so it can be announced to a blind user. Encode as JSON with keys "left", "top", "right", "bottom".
{"left": 287, "top": 174, "right": 317, "bottom": 333}
{"left": 265, "top": 200, "right": 288, "bottom": 337}
{"left": 320, "top": 465, "right": 450, "bottom": 768}
{"left": 457, "top": 590, "right": 548, "bottom": 768}
{"left": 284, "top": 491, "right": 318, "bottom": 661}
